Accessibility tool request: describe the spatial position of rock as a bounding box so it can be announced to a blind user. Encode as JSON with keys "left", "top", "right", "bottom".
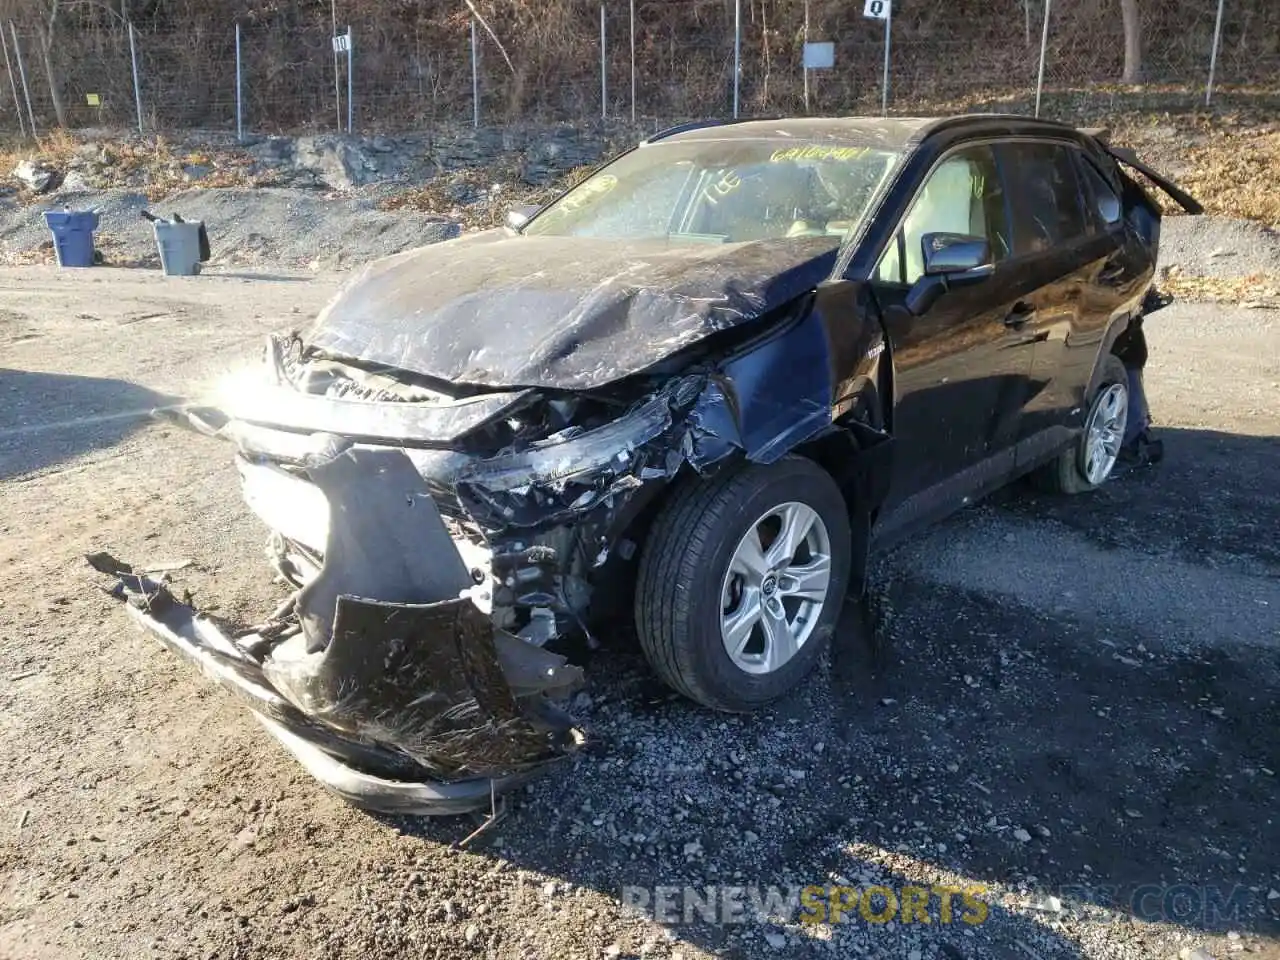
{"left": 682, "top": 840, "right": 702, "bottom": 857}
{"left": 1012, "top": 828, "right": 1032, "bottom": 843}
{"left": 541, "top": 881, "right": 558, "bottom": 898}
{"left": 60, "top": 170, "right": 92, "bottom": 192}
{"left": 604, "top": 946, "right": 622, "bottom": 959}
{"left": 908, "top": 951, "right": 923, "bottom": 960}
{"left": 182, "top": 164, "right": 213, "bottom": 181}
{"left": 763, "top": 931, "right": 787, "bottom": 949}
{"left": 294, "top": 136, "right": 368, "bottom": 190}
{"left": 13, "top": 159, "right": 55, "bottom": 192}
{"left": 464, "top": 924, "right": 479, "bottom": 944}
{"left": 1268, "top": 889, "right": 1280, "bottom": 900}
{"left": 743, "top": 830, "right": 760, "bottom": 845}
{"left": 813, "top": 741, "right": 825, "bottom": 754}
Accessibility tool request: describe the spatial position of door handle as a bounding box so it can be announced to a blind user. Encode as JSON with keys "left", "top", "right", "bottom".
{"left": 1004, "top": 302, "right": 1036, "bottom": 327}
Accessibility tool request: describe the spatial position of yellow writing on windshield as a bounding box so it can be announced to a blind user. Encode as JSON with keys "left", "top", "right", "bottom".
{"left": 770, "top": 145, "right": 870, "bottom": 163}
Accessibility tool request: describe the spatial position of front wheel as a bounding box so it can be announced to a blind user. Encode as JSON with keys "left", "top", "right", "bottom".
{"left": 635, "top": 457, "right": 851, "bottom": 712}
{"left": 1032, "top": 354, "right": 1130, "bottom": 495}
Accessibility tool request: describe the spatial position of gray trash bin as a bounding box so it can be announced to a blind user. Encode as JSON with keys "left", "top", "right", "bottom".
{"left": 143, "top": 210, "right": 210, "bottom": 276}
{"left": 154, "top": 220, "right": 204, "bottom": 276}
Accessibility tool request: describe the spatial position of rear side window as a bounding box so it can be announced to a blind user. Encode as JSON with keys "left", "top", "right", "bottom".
{"left": 1077, "top": 157, "right": 1124, "bottom": 228}
{"left": 1001, "top": 142, "right": 1088, "bottom": 255}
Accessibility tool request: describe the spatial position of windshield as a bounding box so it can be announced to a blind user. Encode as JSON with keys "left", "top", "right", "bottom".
{"left": 524, "top": 138, "right": 901, "bottom": 244}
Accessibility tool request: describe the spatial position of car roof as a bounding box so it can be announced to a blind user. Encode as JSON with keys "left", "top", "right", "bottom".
{"left": 648, "top": 114, "right": 1089, "bottom": 153}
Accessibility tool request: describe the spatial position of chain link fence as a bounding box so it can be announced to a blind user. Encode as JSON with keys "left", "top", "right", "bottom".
{"left": 0, "top": 0, "right": 1277, "bottom": 138}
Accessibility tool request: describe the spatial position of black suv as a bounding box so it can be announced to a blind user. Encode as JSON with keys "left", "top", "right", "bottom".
{"left": 97, "top": 115, "right": 1200, "bottom": 814}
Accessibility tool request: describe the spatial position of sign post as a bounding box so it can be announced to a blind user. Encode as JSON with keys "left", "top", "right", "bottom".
{"left": 803, "top": 39, "right": 835, "bottom": 113}
{"left": 332, "top": 29, "right": 352, "bottom": 133}
{"left": 863, "top": 0, "right": 891, "bottom": 116}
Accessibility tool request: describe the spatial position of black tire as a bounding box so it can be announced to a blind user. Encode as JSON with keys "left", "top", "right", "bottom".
{"left": 1031, "top": 354, "right": 1129, "bottom": 495}
{"left": 634, "top": 457, "right": 851, "bottom": 712}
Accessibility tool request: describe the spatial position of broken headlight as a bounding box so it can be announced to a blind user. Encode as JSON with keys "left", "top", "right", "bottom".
{"left": 456, "top": 395, "right": 672, "bottom": 494}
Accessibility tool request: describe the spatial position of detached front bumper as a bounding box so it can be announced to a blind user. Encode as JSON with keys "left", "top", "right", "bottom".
{"left": 90, "top": 444, "right": 586, "bottom": 817}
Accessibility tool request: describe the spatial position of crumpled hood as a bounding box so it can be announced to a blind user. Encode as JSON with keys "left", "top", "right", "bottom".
{"left": 304, "top": 230, "right": 840, "bottom": 390}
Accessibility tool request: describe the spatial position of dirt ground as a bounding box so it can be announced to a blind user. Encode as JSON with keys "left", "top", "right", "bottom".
{"left": 1, "top": 264, "right": 1277, "bottom": 960}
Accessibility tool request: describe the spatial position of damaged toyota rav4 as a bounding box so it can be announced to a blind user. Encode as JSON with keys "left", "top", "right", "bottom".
{"left": 94, "top": 115, "right": 1200, "bottom": 815}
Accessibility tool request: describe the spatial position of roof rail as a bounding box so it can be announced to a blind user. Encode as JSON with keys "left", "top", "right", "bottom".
{"left": 642, "top": 116, "right": 782, "bottom": 144}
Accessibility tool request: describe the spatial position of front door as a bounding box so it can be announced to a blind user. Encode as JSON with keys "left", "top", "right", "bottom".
{"left": 869, "top": 143, "right": 1038, "bottom": 528}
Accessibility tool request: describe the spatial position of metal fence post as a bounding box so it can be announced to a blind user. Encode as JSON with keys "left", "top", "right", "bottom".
{"left": 600, "top": 3, "right": 607, "bottom": 119}
{"left": 803, "top": 0, "right": 810, "bottom": 113}
{"left": 0, "top": 25, "right": 25, "bottom": 138}
{"left": 1206, "top": 0, "right": 1226, "bottom": 107}
{"left": 732, "top": 0, "right": 741, "bottom": 118}
{"left": 128, "top": 21, "right": 143, "bottom": 133}
{"left": 629, "top": 0, "right": 636, "bottom": 122}
{"left": 9, "top": 22, "right": 36, "bottom": 136}
{"left": 1034, "top": 0, "right": 1052, "bottom": 117}
{"left": 235, "top": 22, "right": 243, "bottom": 141}
{"left": 471, "top": 15, "right": 479, "bottom": 128}
{"left": 881, "top": 1, "right": 892, "bottom": 116}
{"left": 346, "top": 25, "right": 353, "bottom": 133}
{"left": 331, "top": 0, "right": 341, "bottom": 132}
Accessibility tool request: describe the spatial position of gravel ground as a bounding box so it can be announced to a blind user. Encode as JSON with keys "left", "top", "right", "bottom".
{"left": 1159, "top": 217, "right": 1280, "bottom": 279}
{"left": 1, "top": 246, "right": 1279, "bottom": 960}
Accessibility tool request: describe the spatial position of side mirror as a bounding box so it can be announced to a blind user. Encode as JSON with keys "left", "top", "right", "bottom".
{"left": 922, "top": 232, "right": 992, "bottom": 276}
{"left": 905, "top": 233, "right": 994, "bottom": 315}
{"left": 506, "top": 204, "right": 540, "bottom": 231}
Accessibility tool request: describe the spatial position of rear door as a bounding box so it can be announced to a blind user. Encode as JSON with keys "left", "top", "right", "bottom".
{"left": 870, "top": 143, "right": 1037, "bottom": 522}
{"left": 995, "top": 140, "right": 1126, "bottom": 466}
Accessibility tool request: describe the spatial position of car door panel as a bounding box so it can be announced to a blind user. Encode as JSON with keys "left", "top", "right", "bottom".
{"left": 866, "top": 144, "right": 1035, "bottom": 524}
{"left": 996, "top": 141, "right": 1127, "bottom": 469}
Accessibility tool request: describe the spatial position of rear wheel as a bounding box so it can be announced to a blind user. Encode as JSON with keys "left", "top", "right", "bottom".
{"left": 635, "top": 457, "right": 851, "bottom": 712}
{"left": 1032, "top": 354, "right": 1129, "bottom": 495}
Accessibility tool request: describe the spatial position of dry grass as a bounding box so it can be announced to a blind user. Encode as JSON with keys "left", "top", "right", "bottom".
{"left": 1160, "top": 268, "right": 1280, "bottom": 307}
{"left": 1173, "top": 126, "right": 1280, "bottom": 225}
{"left": 376, "top": 162, "right": 595, "bottom": 229}
{"left": 2, "top": 131, "right": 269, "bottom": 202}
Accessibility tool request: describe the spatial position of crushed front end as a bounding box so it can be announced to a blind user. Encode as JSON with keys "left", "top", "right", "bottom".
{"left": 91, "top": 333, "right": 742, "bottom": 815}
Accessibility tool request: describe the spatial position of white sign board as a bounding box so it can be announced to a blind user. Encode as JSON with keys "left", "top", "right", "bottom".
{"left": 863, "top": 0, "right": 891, "bottom": 20}
{"left": 803, "top": 41, "right": 835, "bottom": 70}
{"left": 332, "top": 32, "right": 351, "bottom": 53}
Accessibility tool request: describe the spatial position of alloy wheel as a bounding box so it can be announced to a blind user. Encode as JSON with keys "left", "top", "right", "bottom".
{"left": 719, "top": 502, "right": 832, "bottom": 676}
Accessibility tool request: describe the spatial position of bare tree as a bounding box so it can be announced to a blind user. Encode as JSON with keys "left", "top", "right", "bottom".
{"left": 1120, "top": 0, "right": 1142, "bottom": 83}
{"left": 34, "top": 0, "right": 68, "bottom": 126}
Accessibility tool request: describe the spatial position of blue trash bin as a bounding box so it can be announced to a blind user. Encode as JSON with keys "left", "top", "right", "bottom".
{"left": 43, "top": 210, "right": 99, "bottom": 268}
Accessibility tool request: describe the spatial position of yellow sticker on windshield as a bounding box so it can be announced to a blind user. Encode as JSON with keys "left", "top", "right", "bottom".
{"left": 770, "top": 145, "right": 870, "bottom": 163}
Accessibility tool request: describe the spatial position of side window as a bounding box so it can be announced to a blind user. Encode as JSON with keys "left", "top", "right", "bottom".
{"left": 1001, "top": 142, "right": 1089, "bottom": 254}
{"left": 875, "top": 145, "right": 1010, "bottom": 286}
{"left": 1077, "top": 157, "right": 1124, "bottom": 228}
